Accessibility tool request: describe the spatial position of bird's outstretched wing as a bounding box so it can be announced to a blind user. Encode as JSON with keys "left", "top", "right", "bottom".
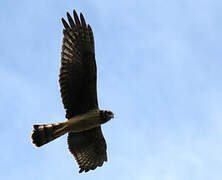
{"left": 60, "top": 10, "right": 107, "bottom": 173}
{"left": 67, "top": 127, "right": 107, "bottom": 173}
{"left": 60, "top": 10, "right": 97, "bottom": 119}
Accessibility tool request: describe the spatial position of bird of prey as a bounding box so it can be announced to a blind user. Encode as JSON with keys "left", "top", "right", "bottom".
{"left": 31, "top": 10, "right": 114, "bottom": 173}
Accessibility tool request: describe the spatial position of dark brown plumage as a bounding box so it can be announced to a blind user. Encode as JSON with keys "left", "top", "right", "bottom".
{"left": 60, "top": 10, "right": 107, "bottom": 173}
{"left": 31, "top": 9, "right": 113, "bottom": 174}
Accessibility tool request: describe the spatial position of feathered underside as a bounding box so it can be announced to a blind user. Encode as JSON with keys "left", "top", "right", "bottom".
{"left": 60, "top": 10, "right": 107, "bottom": 173}
{"left": 68, "top": 127, "right": 107, "bottom": 173}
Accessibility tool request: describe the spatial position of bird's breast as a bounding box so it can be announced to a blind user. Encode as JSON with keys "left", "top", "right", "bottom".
{"left": 66, "top": 110, "right": 101, "bottom": 133}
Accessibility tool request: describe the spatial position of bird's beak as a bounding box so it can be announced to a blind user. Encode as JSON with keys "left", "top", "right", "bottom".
{"left": 110, "top": 113, "right": 114, "bottom": 119}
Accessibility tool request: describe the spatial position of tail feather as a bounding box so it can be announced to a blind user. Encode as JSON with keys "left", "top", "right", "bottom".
{"left": 31, "top": 122, "right": 67, "bottom": 147}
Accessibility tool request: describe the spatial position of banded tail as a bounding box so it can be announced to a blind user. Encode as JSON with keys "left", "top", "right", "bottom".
{"left": 31, "top": 122, "right": 68, "bottom": 147}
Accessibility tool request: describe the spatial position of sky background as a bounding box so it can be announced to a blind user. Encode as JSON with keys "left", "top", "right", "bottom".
{"left": 1, "top": 0, "right": 222, "bottom": 179}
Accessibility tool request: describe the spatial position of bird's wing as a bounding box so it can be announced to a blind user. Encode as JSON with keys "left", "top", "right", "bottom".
{"left": 60, "top": 10, "right": 98, "bottom": 119}
{"left": 68, "top": 127, "right": 107, "bottom": 173}
{"left": 60, "top": 10, "right": 107, "bottom": 172}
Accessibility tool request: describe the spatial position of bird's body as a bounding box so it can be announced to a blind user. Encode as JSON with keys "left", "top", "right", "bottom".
{"left": 32, "top": 110, "right": 113, "bottom": 147}
{"left": 67, "top": 110, "right": 106, "bottom": 132}
{"left": 31, "top": 10, "right": 114, "bottom": 173}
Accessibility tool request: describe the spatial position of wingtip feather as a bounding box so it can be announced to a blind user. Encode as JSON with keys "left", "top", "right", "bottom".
{"left": 73, "top": 10, "right": 81, "bottom": 25}
{"left": 61, "top": 18, "right": 70, "bottom": 29}
{"left": 67, "top": 12, "right": 75, "bottom": 28}
{"left": 80, "top": 13, "right": 86, "bottom": 26}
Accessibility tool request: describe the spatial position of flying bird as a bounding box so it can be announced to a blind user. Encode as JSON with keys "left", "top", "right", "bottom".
{"left": 31, "top": 10, "right": 114, "bottom": 173}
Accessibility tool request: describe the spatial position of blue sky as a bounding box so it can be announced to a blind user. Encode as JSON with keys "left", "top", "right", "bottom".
{"left": 1, "top": 0, "right": 222, "bottom": 179}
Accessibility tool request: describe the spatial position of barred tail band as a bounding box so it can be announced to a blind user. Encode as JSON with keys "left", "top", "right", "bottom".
{"left": 31, "top": 122, "right": 67, "bottom": 147}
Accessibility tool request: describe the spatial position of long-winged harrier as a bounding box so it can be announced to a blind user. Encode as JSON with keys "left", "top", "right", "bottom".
{"left": 31, "top": 10, "right": 114, "bottom": 173}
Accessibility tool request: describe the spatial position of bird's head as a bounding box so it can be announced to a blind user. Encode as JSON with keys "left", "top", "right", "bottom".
{"left": 100, "top": 110, "right": 114, "bottom": 124}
